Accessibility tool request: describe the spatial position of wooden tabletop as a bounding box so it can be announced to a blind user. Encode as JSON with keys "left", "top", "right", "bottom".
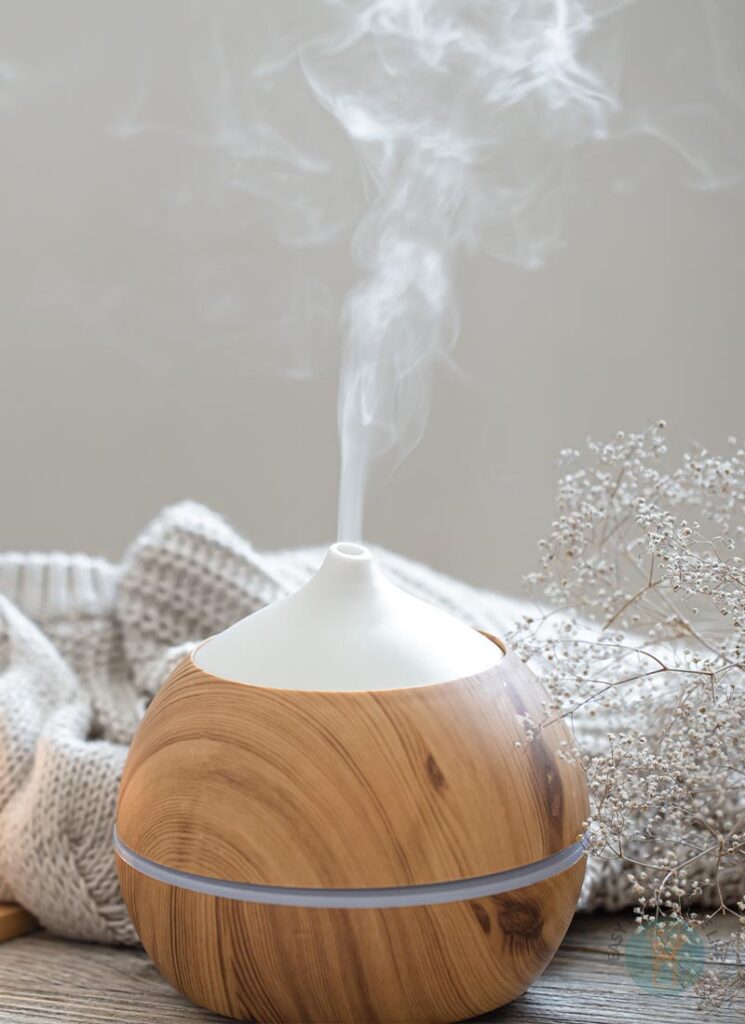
{"left": 0, "top": 913, "right": 740, "bottom": 1022}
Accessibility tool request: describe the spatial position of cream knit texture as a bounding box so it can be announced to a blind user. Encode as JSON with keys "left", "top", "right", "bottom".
{"left": 0, "top": 502, "right": 679, "bottom": 944}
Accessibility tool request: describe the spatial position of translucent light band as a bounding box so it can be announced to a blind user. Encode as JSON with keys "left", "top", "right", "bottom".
{"left": 114, "top": 827, "right": 588, "bottom": 909}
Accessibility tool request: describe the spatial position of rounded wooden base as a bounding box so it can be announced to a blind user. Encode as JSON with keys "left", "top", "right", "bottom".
{"left": 117, "top": 856, "right": 585, "bottom": 1024}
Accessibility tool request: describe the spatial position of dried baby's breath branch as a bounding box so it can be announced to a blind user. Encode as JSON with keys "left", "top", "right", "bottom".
{"left": 509, "top": 423, "right": 745, "bottom": 1005}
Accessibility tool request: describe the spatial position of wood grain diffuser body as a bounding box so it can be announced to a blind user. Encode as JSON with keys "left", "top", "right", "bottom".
{"left": 115, "top": 542, "right": 588, "bottom": 1023}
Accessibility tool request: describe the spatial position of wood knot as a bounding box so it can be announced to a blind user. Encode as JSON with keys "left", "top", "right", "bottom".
{"left": 544, "top": 767, "right": 563, "bottom": 820}
{"left": 425, "top": 753, "right": 447, "bottom": 791}
{"left": 470, "top": 902, "right": 491, "bottom": 934}
{"left": 527, "top": 736, "right": 565, "bottom": 840}
{"left": 496, "top": 896, "right": 544, "bottom": 939}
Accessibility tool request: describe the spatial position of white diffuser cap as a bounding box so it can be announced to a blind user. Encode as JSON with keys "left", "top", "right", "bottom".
{"left": 194, "top": 542, "right": 502, "bottom": 692}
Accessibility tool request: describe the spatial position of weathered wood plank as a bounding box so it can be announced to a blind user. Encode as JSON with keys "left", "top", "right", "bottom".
{"left": 0, "top": 914, "right": 740, "bottom": 1023}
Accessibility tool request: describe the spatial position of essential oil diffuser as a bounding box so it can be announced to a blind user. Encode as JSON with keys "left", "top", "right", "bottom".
{"left": 115, "top": 542, "right": 588, "bottom": 1023}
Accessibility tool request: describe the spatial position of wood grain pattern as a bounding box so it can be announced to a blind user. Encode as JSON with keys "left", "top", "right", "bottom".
{"left": 117, "top": 856, "right": 586, "bottom": 1024}
{"left": 117, "top": 646, "right": 588, "bottom": 888}
{"left": 2, "top": 914, "right": 741, "bottom": 1024}
{"left": 0, "top": 904, "right": 36, "bottom": 944}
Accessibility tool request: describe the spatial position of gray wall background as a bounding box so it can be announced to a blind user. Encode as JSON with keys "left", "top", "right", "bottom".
{"left": 1, "top": 1, "right": 744, "bottom": 597}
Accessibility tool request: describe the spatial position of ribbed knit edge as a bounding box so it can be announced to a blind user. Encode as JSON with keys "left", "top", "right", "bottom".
{"left": 0, "top": 553, "right": 118, "bottom": 622}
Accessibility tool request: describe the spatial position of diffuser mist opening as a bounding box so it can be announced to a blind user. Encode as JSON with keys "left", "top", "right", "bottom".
{"left": 334, "top": 542, "right": 367, "bottom": 557}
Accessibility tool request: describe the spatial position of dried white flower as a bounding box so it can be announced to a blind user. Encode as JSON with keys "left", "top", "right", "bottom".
{"left": 510, "top": 424, "right": 745, "bottom": 1003}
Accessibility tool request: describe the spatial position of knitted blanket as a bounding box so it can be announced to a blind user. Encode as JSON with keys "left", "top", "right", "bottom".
{"left": 0, "top": 503, "right": 635, "bottom": 944}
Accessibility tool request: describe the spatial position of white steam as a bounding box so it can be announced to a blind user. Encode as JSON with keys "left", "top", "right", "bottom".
{"left": 290, "top": 0, "right": 743, "bottom": 540}
{"left": 4, "top": 2, "right": 744, "bottom": 542}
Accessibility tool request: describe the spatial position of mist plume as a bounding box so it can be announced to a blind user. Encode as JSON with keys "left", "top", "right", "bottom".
{"left": 291, "top": 0, "right": 744, "bottom": 540}
{"left": 5, "top": 2, "right": 744, "bottom": 543}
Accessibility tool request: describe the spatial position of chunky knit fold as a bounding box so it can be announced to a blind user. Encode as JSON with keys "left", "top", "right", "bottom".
{"left": 0, "top": 553, "right": 117, "bottom": 622}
